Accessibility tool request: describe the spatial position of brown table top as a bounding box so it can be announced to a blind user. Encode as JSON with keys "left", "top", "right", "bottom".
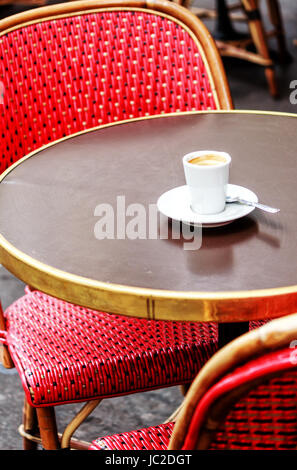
{"left": 0, "top": 111, "right": 297, "bottom": 322}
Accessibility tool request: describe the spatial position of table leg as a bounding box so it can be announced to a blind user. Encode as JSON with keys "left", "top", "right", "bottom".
{"left": 165, "top": 322, "right": 250, "bottom": 425}
{"left": 218, "top": 321, "right": 250, "bottom": 349}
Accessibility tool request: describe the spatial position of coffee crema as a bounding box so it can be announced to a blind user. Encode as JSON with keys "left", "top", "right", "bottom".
{"left": 188, "top": 154, "right": 227, "bottom": 166}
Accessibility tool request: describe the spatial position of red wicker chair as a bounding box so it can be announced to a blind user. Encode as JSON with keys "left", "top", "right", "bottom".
{"left": 0, "top": 0, "right": 233, "bottom": 450}
{"left": 90, "top": 313, "right": 297, "bottom": 450}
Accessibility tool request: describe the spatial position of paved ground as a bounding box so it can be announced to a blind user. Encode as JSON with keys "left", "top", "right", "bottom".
{"left": 0, "top": 0, "right": 297, "bottom": 450}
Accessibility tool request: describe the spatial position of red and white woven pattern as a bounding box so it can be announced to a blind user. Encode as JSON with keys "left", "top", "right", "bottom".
{"left": 4, "top": 290, "right": 218, "bottom": 406}
{"left": 90, "top": 365, "right": 297, "bottom": 450}
{"left": 90, "top": 422, "right": 174, "bottom": 450}
{"left": 0, "top": 10, "right": 218, "bottom": 173}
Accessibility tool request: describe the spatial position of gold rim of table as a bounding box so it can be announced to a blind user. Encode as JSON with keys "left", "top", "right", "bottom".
{"left": 1, "top": 109, "right": 297, "bottom": 322}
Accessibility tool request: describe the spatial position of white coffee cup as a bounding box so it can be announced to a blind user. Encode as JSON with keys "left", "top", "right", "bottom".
{"left": 183, "top": 150, "right": 231, "bottom": 215}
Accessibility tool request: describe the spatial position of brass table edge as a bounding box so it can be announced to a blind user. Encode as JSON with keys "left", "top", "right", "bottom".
{"left": 1, "top": 110, "right": 297, "bottom": 321}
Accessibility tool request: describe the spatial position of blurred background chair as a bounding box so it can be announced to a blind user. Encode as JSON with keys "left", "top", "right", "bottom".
{"left": 90, "top": 313, "right": 297, "bottom": 450}
{"left": 176, "top": 0, "right": 291, "bottom": 97}
{"left": 0, "top": 0, "right": 233, "bottom": 450}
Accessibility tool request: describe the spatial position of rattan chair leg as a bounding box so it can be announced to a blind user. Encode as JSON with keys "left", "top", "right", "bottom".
{"left": 36, "top": 406, "right": 60, "bottom": 450}
{"left": 164, "top": 401, "right": 185, "bottom": 423}
{"left": 60, "top": 399, "right": 102, "bottom": 449}
{"left": 23, "top": 398, "right": 38, "bottom": 450}
{"left": 179, "top": 0, "right": 246, "bottom": 21}
{"left": 19, "top": 424, "right": 93, "bottom": 450}
{"left": 266, "top": 0, "right": 290, "bottom": 63}
{"left": 180, "top": 383, "right": 191, "bottom": 396}
{"left": 0, "top": 302, "right": 14, "bottom": 369}
{"left": 242, "top": 0, "right": 278, "bottom": 97}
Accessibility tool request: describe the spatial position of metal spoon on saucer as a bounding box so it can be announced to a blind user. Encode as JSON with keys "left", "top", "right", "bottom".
{"left": 226, "top": 196, "right": 280, "bottom": 214}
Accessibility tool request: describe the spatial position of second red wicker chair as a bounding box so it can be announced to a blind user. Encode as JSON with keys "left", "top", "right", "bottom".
{"left": 90, "top": 314, "right": 297, "bottom": 450}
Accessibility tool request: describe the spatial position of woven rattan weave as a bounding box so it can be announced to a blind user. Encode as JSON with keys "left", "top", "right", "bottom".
{"left": 4, "top": 290, "right": 218, "bottom": 406}
{"left": 90, "top": 316, "right": 297, "bottom": 450}
{"left": 0, "top": 7, "right": 226, "bottom": 173}
{"left": 91, "top": 367, "right": 297, "bottom": 450}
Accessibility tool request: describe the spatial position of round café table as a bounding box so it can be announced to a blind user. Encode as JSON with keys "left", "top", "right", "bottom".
{"left": 0, "top": 110, "right": 297, "bottom": 347}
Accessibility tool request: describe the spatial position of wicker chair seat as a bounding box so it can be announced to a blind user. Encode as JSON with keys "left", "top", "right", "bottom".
{"left": 90, "top": 347, "right": 297, "bottom": 451}
{"left": 3, "top": 290, "right": 218, "bottom": 406}
{"left": 90, "top": 422, "right": 174, "bottom": 450}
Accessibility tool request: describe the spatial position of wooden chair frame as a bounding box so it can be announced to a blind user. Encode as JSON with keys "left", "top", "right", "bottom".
{"left": 0, "top": 0, "right": 46, "bottom": 6}
{"left": 169, "top": 312, "right": 297, "bottom": 449}
{"left": 176, "top": 0, "right": 290, "bottom": 97}
{"left": 89, "top": 313, "right": 297, "bottom": 450}
{"left": 0, "top": 0, "right": 233, "bottom": 109}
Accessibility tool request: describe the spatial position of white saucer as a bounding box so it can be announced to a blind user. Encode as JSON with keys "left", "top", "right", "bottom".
{"left": 157, "top": 184, "right": 258, "bottom": 228}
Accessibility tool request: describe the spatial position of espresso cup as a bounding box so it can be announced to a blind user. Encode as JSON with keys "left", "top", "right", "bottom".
{"left": 183, "top": 150, "right": 231, "bottom": 215}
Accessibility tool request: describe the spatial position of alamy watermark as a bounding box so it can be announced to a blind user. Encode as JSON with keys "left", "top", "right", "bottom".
{"left": 94, "top": 195, "right": 202, "bottom": 250}
{"left": 289, "top": 80, "right": 297, "bottom": 104}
